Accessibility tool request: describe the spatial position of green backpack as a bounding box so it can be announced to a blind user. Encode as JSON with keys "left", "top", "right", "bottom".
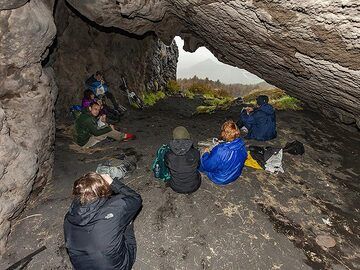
{"left": 151, "top": 144, "right": 171, "bottom": 182}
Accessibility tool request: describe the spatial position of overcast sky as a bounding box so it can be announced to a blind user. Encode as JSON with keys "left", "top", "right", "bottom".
{"left": 174, "top": 36, "right": 263, "bottom": 84}
{"left": 174, "top": 36, "right": 218, "bottom": 70}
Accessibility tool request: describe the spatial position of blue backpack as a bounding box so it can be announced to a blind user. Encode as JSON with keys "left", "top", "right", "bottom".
{"left": 151, "top": 144, "right": 171, "bottom": 182}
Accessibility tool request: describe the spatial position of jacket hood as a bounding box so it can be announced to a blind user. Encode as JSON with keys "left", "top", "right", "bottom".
{"left": 169, "top": 139, "right": 193, "bottom": 155}
{"left": 258, "top": 104, "right": 275, "bottom": 115}
{"left": 66, "top": 198, "right": 107, "bottom": 226}
{"left": 224, "top": 138, "right": 246, "bottom": 150}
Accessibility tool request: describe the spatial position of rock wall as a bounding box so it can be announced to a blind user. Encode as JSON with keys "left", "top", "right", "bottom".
{"left": 53, "top": 1, "right": 178, "bottom": 114}
{"left": 0, "top": 0, "right": 57, "bottom": 254}
{"left": 67, "top": 0, "right": 360, "bottom": 129}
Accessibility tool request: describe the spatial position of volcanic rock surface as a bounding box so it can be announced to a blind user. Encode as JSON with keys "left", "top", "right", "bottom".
{"left": 0, "top": 0, "right": 57, "bottom": 254}
{"left": 67, "top": 0, "right": 360, "bottom": 128}
{"left": 1, "top": 0, "right": 360, "bottom": 260}
{"left": 52, "top": 1, "right": 178, "bottom": 114}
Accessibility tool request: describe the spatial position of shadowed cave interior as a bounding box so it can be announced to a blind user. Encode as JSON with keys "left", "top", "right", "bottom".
{"left": 0, "top": 1, "right": 359, "bottom": 269}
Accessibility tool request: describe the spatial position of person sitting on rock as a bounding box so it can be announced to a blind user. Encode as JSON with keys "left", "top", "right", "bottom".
{"left": 165, "top": 126, "right": 201, "bottom": 194}
{"left": 85, "top": 71, "right": 120, "bottom": 112}
{"left": 238, "top": 95, "right": 277, "bottom": 141}
{"left": 64, "top": 172, "right": 142, "bottom": 270}
{"left": 74, "top": 102, "right": 134, "bottom": 148}
{"left": 199, "top": 120, "right": 247, "bottom": 185}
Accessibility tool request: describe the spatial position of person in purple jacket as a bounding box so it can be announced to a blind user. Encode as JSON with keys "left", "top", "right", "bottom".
{"left": 81, "top": 89, "right": 97, "bottom": 109}
{"left": 200, "top": 120, "right": 247, "bottom": 185}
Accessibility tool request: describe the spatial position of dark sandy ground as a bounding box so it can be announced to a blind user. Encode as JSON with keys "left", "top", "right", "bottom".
{"left": 1, "top": 96, "right": 359, "bottom": 270}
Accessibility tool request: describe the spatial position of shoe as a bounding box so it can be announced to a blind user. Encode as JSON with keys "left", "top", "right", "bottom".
{"left": 123, "top": 133, "right": 135, "bottom": 141}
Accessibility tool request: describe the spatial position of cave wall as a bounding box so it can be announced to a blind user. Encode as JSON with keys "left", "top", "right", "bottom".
{"left": 53, "top": 1, "right": 178, "bottom": 114}
{"left": 67, "top": 0, "right": 360, "bottom": 129}
{"left": 0, "top": 0, "right": 57, "bottom": 253}
{"left": 0, "top": 0, "right": 178, "bottom": 254}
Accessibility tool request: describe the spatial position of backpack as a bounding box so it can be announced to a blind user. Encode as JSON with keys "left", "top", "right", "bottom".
{"left": 70, "top": 105, "right": 82, "bottom": 120}
{"left": 151, "top": 144, "right": 171, "bottom": 182}
{"left": 283, "top": 140, "right": 305, "bottom": 155}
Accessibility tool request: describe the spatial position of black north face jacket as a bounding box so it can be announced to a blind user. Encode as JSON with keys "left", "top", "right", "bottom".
{"left": 64, "top": 179, "right": 142, "bottom": 270}
{"left": 165, "top": 139, "right": 201, "bottom": 193}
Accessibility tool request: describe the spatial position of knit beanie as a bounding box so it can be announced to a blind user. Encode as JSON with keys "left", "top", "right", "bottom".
{"left": 173, "top": 126, "right": 190, "bottom": 140}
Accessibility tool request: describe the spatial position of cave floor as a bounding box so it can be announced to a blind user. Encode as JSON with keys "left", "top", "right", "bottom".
{"left": 1, "top": 96, "right": 359, "bottom": 270}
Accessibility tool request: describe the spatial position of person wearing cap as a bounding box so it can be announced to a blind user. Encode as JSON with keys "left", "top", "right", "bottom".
{"left": 164, "top": 126, "right": 201, "bottom": 193}
{"left": 238, "top": 95, "right": 277, "bottom": 141}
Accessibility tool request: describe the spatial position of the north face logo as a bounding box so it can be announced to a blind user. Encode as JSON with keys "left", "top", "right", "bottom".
{"left": 105, "top": 213, "right": 114, "bottom": 219}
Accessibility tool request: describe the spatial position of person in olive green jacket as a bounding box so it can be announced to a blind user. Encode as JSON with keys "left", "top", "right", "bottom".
{"left": 75, "top": 102, "right": 134, "bottom": 148}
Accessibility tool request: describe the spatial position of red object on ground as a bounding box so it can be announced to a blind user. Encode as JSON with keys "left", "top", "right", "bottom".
{"left": 123, "top": 133, "right": 135, "bottom": 141}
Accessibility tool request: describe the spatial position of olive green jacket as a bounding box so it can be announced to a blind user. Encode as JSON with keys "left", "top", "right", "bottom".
{"left": 74, "top": 110, "right": 111, "bottom": 146}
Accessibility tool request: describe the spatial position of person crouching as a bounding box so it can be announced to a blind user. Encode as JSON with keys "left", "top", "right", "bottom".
{"left": 64, "top": 172, "right": 142, "bottom": 270}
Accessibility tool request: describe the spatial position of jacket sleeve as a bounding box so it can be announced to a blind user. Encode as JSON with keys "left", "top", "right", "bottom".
{"left": 200, "top": 146, "right": 220, "bottom": 172}
{"left": 84, "top": 117, "right": 112, "bottom": 136}
{"left": 110, "top": 178, "right": 142, "bottom": 226}
{"left": 241, "top": 111, "right": 256, "bottom": 126}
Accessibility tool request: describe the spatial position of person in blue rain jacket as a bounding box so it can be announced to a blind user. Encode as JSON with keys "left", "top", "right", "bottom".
{"left": 200, "top": 120, "right": 247, "bottom": 185}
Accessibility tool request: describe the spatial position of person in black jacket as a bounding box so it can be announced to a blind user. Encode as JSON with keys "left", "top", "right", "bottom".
{"left": 64, "top": 172, "right": 142, "bottom": 270}
{"left": 165, "top": 126, "right": 201, "bottom": 194}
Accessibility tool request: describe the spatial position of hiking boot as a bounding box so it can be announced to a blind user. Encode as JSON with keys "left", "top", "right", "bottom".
{"left": 123, "top": 133, "right": 135, "bottom": 142}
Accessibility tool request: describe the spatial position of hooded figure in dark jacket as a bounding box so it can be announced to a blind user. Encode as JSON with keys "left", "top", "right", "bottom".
{"left": 239, "top": 95, "right": 277, "bottom": 141}
{"left": 64, "top": 172, "right": 142, "bottom": 270}
{"left": 165, "top": 126, "right": 201, "bottom": 193}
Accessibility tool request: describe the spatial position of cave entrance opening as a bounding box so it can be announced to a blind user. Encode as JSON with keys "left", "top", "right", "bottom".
{"left": 173, "top": 36, "right": 301, "bottom": 112}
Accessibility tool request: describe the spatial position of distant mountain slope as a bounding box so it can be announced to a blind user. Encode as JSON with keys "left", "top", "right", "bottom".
{"left": 178, "top": 77, "right": 273, "bottom": 97}
{"left": 177, "top": 59, "right": 263, "bottom": 85}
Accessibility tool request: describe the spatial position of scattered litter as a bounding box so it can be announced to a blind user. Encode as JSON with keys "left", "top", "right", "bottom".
{"left": 315, "top": 235, "right": 336, "bottom": 248}
{"left": 321, "top": 217, "right": 332, "bottom": 226}
{"left": 15, "top": 214, "right": 42, "bottom": 224}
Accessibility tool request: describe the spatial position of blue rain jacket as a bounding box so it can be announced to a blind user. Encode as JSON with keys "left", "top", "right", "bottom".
{"left": 241, "top": 104, "right": 277, "bottom": 141}
{"left": 199, "top": 138, "right": 247, "bottom": 185}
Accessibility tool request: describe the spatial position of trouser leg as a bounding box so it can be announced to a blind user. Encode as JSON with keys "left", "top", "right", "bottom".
{"left": 105, "top": 92, "right": 119, "bottom": 110}
{"left": 81, "top": 130, "right": 125, "bottom": 148}
{"left": 105, "top": 130, "right": 125, "bottom": 141}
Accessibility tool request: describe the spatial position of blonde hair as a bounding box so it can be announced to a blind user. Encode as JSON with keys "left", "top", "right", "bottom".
{"left": 220, "top": 120, "right": 240, "bottom": 142}
{"left": 73, "top": 172, "right": 111, "bottom": 205}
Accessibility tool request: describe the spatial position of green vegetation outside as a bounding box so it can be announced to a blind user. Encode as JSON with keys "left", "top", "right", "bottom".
{"left": 243, "top": 88, "right": 303, "bottom": 111}
{"left": 143, "top": 77, "right": 302, "bottom": 113}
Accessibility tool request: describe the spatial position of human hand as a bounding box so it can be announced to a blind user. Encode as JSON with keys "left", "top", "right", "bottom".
{"left": 110, "top": 124, "right": 115, "bottom": 130}
{"left": 100, "top": 174, "right": 113, "bottom": 185}
{"left": 99, "top": 114, "right": 107, "bottom": 122}
{"left": 245, "top": 107, "right": 254, "bottom": 113}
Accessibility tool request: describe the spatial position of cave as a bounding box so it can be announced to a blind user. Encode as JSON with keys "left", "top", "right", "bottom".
{"left": 0, "top": 1, "right": 359, "bottom": 269}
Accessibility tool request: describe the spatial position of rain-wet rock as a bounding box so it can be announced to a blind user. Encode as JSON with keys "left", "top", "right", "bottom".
{"left": 52, "top": 1, "right": 178, "bottom": 114}
{"left": 0, "top": 0, "right": 56, "bottom": 254}
{"left": 67, "top": 0, "right": 360, "bottom": 128}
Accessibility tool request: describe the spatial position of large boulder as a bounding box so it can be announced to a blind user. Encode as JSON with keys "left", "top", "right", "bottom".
{"left": 0, "top": 0, "right": 56, "bottom": 253}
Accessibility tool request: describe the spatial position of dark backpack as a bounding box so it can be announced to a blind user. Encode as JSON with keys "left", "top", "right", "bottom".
{"left": 151, "top": 144, "right": 171, "bottom": 182}
{"left": 283, "top": 140, "right": 305, "bottom": 155}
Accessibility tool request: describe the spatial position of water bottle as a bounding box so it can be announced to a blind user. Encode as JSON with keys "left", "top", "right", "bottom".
{"left": 154, "top": 164, "right": 160, "bottom": 178}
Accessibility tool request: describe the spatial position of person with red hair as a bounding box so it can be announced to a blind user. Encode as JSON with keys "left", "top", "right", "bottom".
{"left": 199, "top": 120, "right": 247, "bottom": 185}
